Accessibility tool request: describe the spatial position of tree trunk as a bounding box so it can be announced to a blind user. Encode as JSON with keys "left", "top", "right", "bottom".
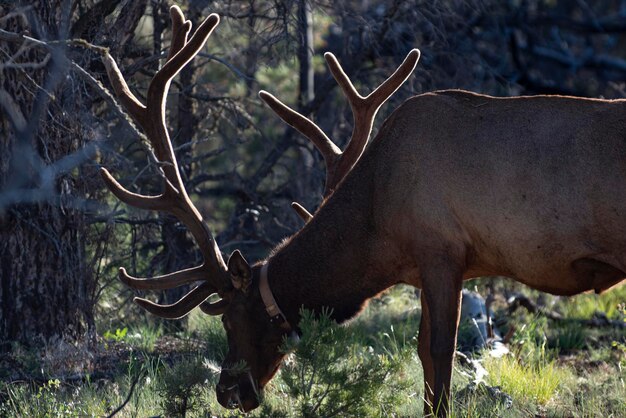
{"left": 0, "top": 0, "right": 98, "bottom": 348}
{"left": 297, "top": 0, "right": 314, "bottom": 108}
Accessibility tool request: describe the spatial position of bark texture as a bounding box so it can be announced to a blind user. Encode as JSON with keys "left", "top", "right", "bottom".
{"left": 0, "top": 0, "right": 96, "bottom": 347}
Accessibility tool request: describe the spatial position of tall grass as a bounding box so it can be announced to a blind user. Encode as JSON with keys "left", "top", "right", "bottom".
{"left": 483, "top": 354, "right": 570, "bottom": 404}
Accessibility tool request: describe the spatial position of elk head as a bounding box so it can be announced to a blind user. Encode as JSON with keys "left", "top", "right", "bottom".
{"left": 100, "top": 5, "right": 418, "bottom": 412}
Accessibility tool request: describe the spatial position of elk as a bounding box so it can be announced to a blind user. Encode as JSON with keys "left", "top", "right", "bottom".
{"left": 99, "top": 6, "right": 626, "bottom": 417}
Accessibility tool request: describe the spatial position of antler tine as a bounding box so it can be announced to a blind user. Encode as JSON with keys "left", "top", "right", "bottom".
{"left": 100, "top": 168, "right": 167, "bottom": 211}
{"left": 167, "top": 6, "right": 192, "bottom": 62}
{"left": 101, "top": 53, "right": 145, "bottom": 123}
{"left": 146, "top": 11, "right": 219, "bottom": 164}
{"left": 118, "top": 266, "right": 208, "bottom": 290}
{"left": 368, "top": 49, "right": 421, "bottom": 106}
{"left": 325, "top": 49, "right": 420, "bottom": 194}
{"left": 101, "top": 8, "right": 229, "bottom": 318}
{"left": 258, "top": 91, "right": 341, "bottom": 167}
{"left": 134, "top": 282, "right": 216, "bottom": 319}
{"left": 291, "top": 202, "right": 313, "bottom": 222}
{"left": 199, "top": 298, "right": 230, "bottom": 315}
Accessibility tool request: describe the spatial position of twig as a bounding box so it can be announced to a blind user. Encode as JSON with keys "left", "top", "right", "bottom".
{"left": 0, "top": 53, "right": 50, "bottom": 70}
{"left": 527, "top": 13, "right": 626, "bottom": 34}
{"left": 0, "top": 29, "right": 108, "bottom": 54}
{"left": 106, "top": 370, "right": 144, "bottom": 418}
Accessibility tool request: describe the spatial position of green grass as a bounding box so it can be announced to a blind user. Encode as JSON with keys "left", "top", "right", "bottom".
{"left": 126, "top": 321, "right": 164, "bottom": 352}
{"left": 483, "top": 354, "right": 571, "bottom": 405}
{"left": 0, "top": 368, "right": 163, "bottom": 417}
{"left": 1, "top": 283, "right": 624, "bottom": 417}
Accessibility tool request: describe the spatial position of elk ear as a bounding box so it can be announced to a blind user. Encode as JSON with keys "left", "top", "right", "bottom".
{"left": 228, "top": 250, "right": 252, "bottom": 292}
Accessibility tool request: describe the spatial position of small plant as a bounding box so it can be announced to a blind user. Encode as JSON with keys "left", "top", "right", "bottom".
{"left": 273, "top": 308, "right": 413, "bottom": 418}
{"left": 156, "top": 357, "right": 214, "bottom": 417}
{"left": 103, "top": 327, "right": 128, "bottom": 343}
{"left": 508, "top": 314, "right": 553, "bottom": 362}
{"left": 559, "top": 285, "right": 626, "bottom": 320}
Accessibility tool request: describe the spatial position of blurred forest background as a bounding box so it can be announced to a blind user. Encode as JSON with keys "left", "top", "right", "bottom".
{"left": 0, "top": 0, "right": 625, "bottom": 416}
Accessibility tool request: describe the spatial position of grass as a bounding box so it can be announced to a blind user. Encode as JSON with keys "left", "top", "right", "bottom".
{"left": 126, "top": 321, "right": 164, "bottom": 352}
{"left": 483, "top": 353, "right": 570, "bottom": 405}
{"left": 0, "top": 284, "right": 624, "bottom": 417}
{"left": 0, "top": 369, "right": 163, "bottom": 417}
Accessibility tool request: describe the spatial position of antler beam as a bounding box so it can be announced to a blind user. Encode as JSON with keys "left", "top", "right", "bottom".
{"left": 100, "top": 6, "right": 229, "bottom": 318}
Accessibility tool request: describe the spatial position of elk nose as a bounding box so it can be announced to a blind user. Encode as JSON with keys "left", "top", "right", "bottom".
{"left": 216, "top": 383, "right": 241, "bottom": 410}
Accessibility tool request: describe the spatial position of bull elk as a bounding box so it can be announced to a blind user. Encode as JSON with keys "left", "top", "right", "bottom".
{"left": 99, "top": 6, "right": 626, "bottom": 417}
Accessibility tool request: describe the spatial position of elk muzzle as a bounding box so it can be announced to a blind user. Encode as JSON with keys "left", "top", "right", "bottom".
{"left": 216, "top": 372, "right": 260, "bottom": 412}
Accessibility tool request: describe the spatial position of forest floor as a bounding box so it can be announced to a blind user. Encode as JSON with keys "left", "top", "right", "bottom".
{"left": 0, "top": 282, "right": 624, "bottom": 417}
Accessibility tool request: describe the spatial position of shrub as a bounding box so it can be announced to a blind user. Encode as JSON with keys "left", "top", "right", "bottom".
{"left": 271, "top": 308, "right": 413, "bottom": 418}
{"left": 156, "top": 357, "right": 214, "bottom": 417}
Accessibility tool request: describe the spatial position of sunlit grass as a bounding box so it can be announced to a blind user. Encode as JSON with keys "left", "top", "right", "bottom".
{"left": 483, "top": 353, "right": 571, "bottom": 405}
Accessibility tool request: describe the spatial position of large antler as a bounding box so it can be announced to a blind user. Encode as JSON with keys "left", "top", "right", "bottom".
{"left": 100, "top": 6, "right": 229, "bottom": 319}
{"left": 259, "top": 49, "right": 420, "bottom": 219}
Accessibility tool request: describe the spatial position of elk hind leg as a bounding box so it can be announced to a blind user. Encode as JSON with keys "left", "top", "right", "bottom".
{"left": 421, "top": 261, "right": 463, "bottom": 417}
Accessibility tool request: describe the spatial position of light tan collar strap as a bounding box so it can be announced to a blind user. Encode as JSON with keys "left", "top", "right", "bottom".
{"left": 260, "top": 263, "right": 292, "bottom": 331}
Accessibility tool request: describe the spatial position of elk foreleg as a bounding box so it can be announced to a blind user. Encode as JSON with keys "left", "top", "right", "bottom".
{"left": 420, "top": 261, "right": 463, "bottom": 417}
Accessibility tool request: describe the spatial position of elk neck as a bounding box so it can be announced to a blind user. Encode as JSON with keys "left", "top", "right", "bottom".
{"left": 261, "top": 165, "right": 401, "bottom": 327}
